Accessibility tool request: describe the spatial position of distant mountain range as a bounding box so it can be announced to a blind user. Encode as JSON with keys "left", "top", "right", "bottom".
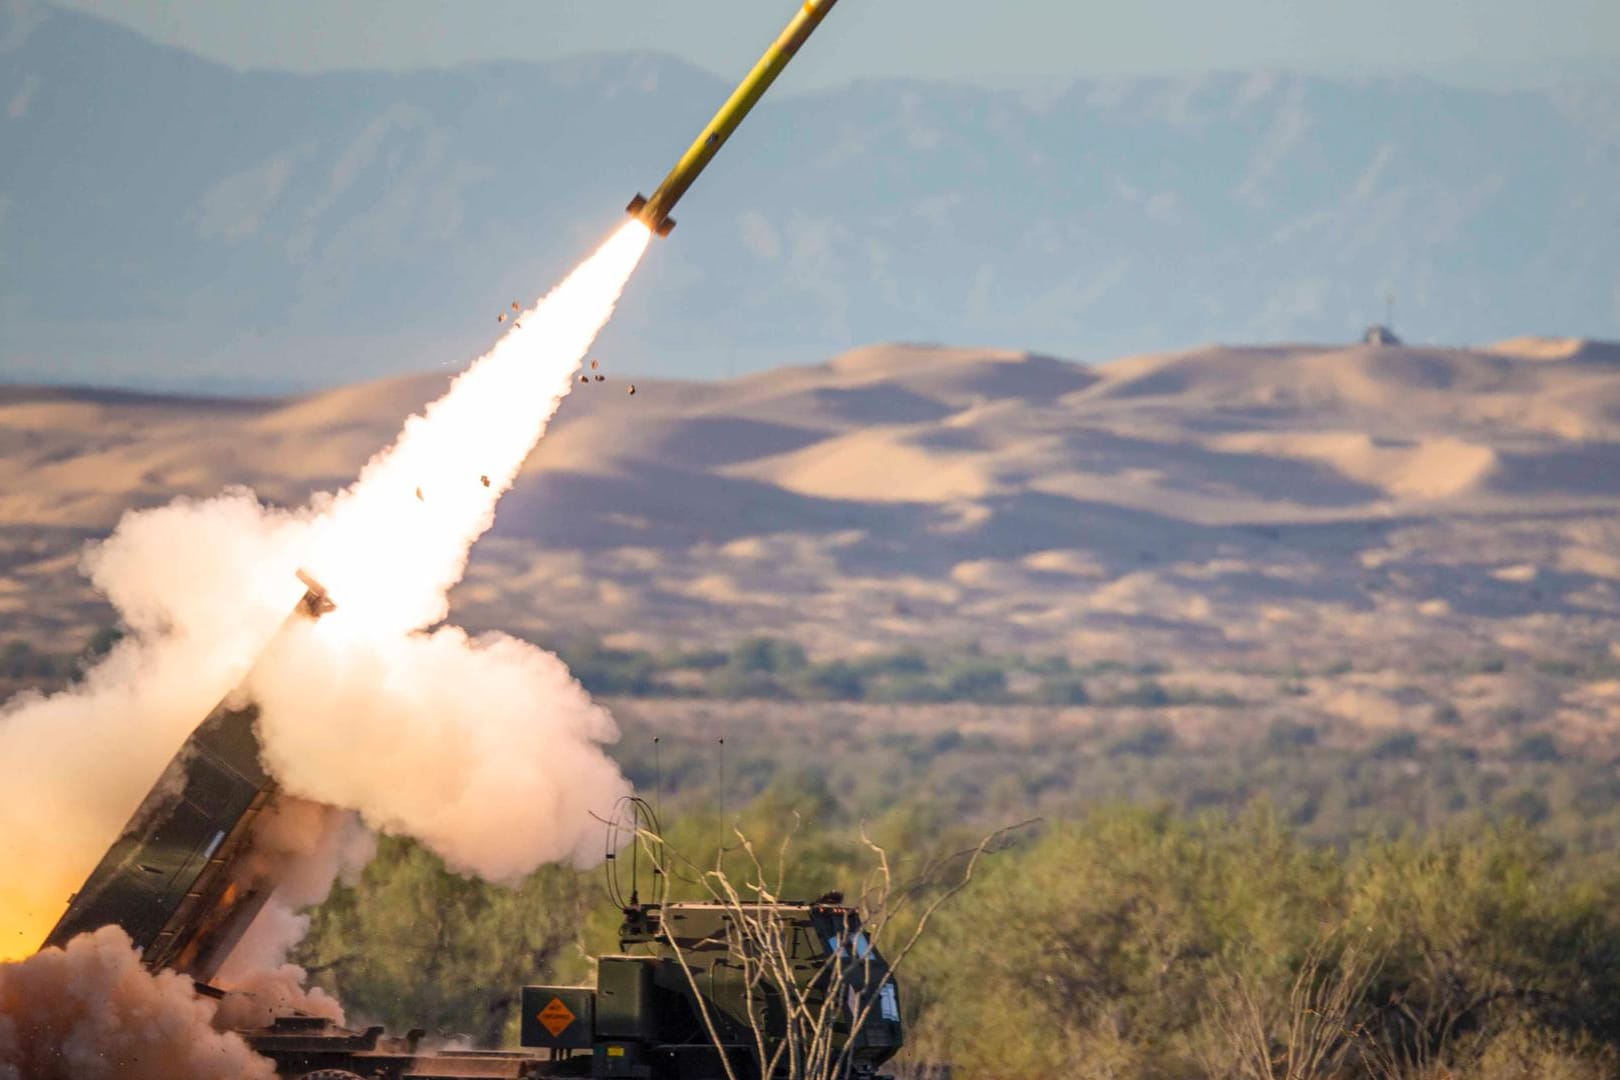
{"left": 3, "top": 0, "right": 1618, "bottom": 391}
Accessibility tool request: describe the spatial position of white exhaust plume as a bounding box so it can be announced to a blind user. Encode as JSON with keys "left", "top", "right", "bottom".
{"left": 303, "top": 220, "right": 654, "bottom": 635}
{"left": 0, "top": 219, "right": 652, "bottom": 969}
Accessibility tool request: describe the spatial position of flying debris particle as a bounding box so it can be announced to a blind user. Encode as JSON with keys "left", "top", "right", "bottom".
{"left": 627, "top": 384, "right": 637, "bottom": 395}
{"left": 580, "top": 374, "right": 590, "bottom": 384}
{"left": 497, "top": 313, "right": 506, "bottom": 323}
{"left": 589, "top": 359, "right": 599, "bottom": 370}
{"left": 511, "top": 301, "right": 520, "bottom": 311}
{"left": 594, "top": 375, "right": 604, "bottom": 382}
{"left": 480, "top": 475, "right": 490, "bottom": 488}
{"left": 415, "top": 487, "right": 424, "bottom": 502}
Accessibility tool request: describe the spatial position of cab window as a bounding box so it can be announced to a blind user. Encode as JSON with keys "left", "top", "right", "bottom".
{"left": 825, "top": 930, "right": 873, "bottom": 959}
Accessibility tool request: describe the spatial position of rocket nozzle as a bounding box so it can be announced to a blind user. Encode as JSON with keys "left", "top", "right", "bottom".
{"left": 294, "top": 569, "right": 336, "bottom": 619}
{"left": 626, "top": 193, "right": 677, "bottom": 237}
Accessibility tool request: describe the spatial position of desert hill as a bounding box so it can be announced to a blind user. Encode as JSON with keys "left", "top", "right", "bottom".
{"left": 4, "top": 339, "right": 1620, "bottom": 693}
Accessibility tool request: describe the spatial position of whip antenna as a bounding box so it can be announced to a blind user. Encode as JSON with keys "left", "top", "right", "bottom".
{"left": 717, "top": 736, "right": 726, "bottom": 871}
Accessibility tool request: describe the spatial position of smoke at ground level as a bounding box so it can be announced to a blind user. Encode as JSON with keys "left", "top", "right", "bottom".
{"left": 0, "top": 925, "right": 276, "bottom": 1080}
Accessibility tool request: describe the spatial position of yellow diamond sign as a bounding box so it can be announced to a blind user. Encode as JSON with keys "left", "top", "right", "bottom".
{"left": 538, "top": 996, "right": 576, "bottom": 1038}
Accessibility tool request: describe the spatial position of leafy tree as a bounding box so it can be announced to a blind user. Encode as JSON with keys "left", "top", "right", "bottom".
{"left": 1109, "top": 679, "right": 1173, "bottom": 707}
{"left": 909, "top": 807, "right": 1336, "bottom": 1078}
{"left": 1107, "top": 723, "right": 1176, "bottom": 757}
{"left": 1036, "top": 676, "right": 1090, "bottom": 705}
{"left": 793, "top": 661, "right": 865, "bottom": 701}
{"left": 295, "top": 837, "right": 589, "bottom": 1046}
{"left": 730, "top": 637, "right": 808, "bottom": 674}
{"left": 942, "top": 661, "right": 1008, "bottom": 703}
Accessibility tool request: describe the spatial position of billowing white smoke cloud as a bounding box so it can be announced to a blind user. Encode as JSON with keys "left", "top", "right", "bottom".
{"left": 0, "top": 493, "right": 313, "bottom": 958}
{"left": 0, "top": 221, "right": 650, "bottom": 962}
{"left": 0, "top": 927, "right": 276, "bottom": 1080}
{"left": 253, "top": 626, "right": 625, "bottom": 878}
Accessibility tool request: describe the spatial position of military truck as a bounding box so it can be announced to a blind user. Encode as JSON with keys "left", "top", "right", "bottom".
{"left": 518, "top": 897, "right": 903, "bottom": 1080}
{"left": 239, "top": 896, "right": 903, "bottom": 1080}
{"left": 38, "top": 575, "right": 904, "bottom": 1079}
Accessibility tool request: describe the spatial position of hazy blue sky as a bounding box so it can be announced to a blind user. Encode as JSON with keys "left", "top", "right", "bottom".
{"left": 56, "top": 0, "right": 1620, "bottom": 88}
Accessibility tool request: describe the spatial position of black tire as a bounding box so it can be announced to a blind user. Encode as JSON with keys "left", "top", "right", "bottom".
{"left": 297, "top": 1071, "right": 367, "bottom": 1080}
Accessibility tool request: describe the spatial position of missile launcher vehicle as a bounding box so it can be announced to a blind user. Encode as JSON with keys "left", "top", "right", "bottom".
{"left": 243, "top": 895, "right": 903, "bottom": 1080}
{"left": 38, "top": 578, "right": 904, "bottom": 1080}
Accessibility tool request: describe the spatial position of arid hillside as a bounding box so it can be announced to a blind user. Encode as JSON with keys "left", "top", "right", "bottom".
{"left": 6, "top": 337, "right": 1619, "bottom": 666}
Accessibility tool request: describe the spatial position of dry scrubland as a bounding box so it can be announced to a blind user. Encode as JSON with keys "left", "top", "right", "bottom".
{"left": 10, "top": 338, "right": 1620, "bottom": 1077}
{"left": 5, "top": 336, "right": 1620, "bottom": 752}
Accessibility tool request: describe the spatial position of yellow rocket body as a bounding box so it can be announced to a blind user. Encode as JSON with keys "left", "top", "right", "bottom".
{"left": 628, "top": 0, "right": 840, "bottom": 236}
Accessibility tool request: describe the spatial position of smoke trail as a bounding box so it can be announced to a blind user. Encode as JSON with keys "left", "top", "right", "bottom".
{"left": 0, "top": 220, "right": 651, "bottom": 958}
{"left": 304, "top": 220, "right": 654, "bottom": 635}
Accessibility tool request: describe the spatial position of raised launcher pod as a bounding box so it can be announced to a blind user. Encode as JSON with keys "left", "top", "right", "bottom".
{"left": 40, "top": 571, "right": 336, "bottom": 983}
{"left": 628, "top": 0, "right": 840, "bottom": 236}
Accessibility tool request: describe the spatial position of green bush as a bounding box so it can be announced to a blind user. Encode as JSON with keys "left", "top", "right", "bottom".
{"left": 1106, "top": 723, "right": 1176, "bottom": 757}
{"left": 553, "top": 637, "right": 663, "bottom": 695}
{"left": 729, "top": 636, "right": 807, "bottom": 674}
{"left": 705, "top": 667, "right": 783, "bottom": 699}
{"left": 867, "top": 675, "right": 950, "bottom": 703}
{"left": 1036, "top": 676, "right": 1091, "bottom": 705}
{"left": 1108, "top": 679, "right": 1173, "bottom": 707}
{"left": 1369, "top": 731, "right": 1420, "bottom": 759}
{"left": 942, "top": 662, "right": 1009, "bottom": 703}
{"left": 1433, "top": 701, "right": 1463, "bottom": 726}
{"left": 1264, "top": 718, "right": 1319, "bottom": 753}
{"left": 1513, "top": 732, "right": 1563, "bottom": 762}
{"left": 854, "top": 647, "right": 930, "bottom": 677}
{"left": 791, "top": 660, "right": 865, "bottom": 701}
{"left": 295, "top": 838, "right": 589, "bottom": 1046}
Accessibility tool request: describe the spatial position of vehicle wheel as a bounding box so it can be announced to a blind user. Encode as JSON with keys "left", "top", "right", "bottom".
{"left": 298, "top": 1071, "right": 367, "bottom": 1080}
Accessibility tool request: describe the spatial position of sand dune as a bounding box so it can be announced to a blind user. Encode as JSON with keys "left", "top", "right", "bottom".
{"left": 730, "top": 428, "right": 996, "bottom": 503}
{"left": 3, "top": 337, "right": 1620, "bottom": 674}
{"left": 1211, "top": 432, "right": 1498, "bottom": 500}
